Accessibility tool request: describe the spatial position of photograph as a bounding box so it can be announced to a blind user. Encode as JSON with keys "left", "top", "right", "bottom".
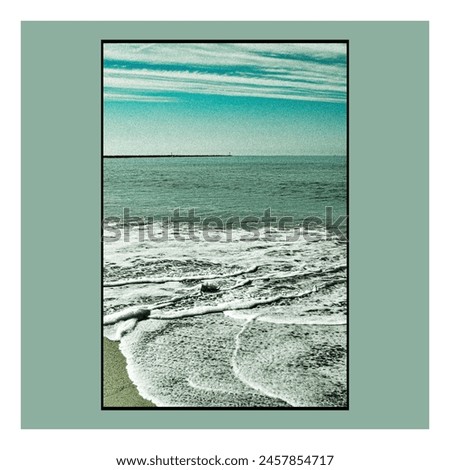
{"left": 101, "top": 41, "right": 348, "bottom": 408}
{"left": 15, "top": 13, "right": 435, "bottom": 470}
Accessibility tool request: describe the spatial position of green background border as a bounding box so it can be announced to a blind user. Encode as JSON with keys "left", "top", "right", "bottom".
{"left": 22, "top": 21, "right": 428, "bottom": 428}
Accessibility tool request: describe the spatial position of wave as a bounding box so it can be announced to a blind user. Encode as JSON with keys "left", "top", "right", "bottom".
{"left": 103, "top": 220, "right": 347, "bottom": 407}
{"left": 117, "top": 311, "right": 346, "bottom": 407}
{"left": 104, "top": 279, "right": 344, "bottom": 326}
{"left": 231, "top": 313, "right": 294, "bottom": 406}
{"left": 104, "top": 264, "right": 259, "bottom": 287}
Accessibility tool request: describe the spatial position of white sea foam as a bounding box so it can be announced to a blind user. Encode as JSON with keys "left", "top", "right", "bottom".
{"left": 232, "top": 319, "right": 347, "bottom": 407}
{"left": 224, "top": 308, "right": 347, "bottom": 325}
{"left": 104, "top": 223, "right": 347, "bottom": 407}
{"left": 119, "top": 315, "right": 288, "bottom": 407}
{"left": 104, "top": 318, "right": 138, "bottom": 341}
{"left": 103, "top": 279, "right": 343, "bottom": 325}
{"left": 104, "top": 265, "right": 258, "bottom": 287}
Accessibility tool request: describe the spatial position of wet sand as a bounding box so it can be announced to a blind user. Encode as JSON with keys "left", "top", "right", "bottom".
{"left": 103, "top": 337, "right": 155, "bottom": 408}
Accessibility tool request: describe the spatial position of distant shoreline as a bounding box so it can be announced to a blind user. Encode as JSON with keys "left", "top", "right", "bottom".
{"left": 104, "top": 154, "right": 233, "bottom": 158}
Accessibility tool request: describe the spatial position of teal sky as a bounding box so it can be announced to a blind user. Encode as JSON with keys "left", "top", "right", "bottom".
{"left": 103, "top": 43, "right": 347, "bottom": 156}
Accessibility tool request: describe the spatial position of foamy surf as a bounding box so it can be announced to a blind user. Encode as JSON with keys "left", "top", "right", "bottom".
{"left": 103, "top": 223, "right": 347, "bottom": 407}
{"left": 104, "top": 265, "right": 259, "bottom": 287}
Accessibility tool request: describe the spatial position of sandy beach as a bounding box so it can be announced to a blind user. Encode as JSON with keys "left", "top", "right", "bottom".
{"left": 103, "top": 337, "right": 154, "bottom": 407}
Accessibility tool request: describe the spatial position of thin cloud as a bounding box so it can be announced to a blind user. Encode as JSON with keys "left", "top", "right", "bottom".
{"left": 104, "top": 92, "right": 177, "bottom": 103}
{"left": 103, "top": 43, "right": 347, "bottom": 103}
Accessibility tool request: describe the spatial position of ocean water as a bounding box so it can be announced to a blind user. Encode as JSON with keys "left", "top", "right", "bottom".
{"left": 103, "top": 155, "right": 346, "bottom": 223}
{"left": 103, "top": 155, "right": 348, "bottom": 407}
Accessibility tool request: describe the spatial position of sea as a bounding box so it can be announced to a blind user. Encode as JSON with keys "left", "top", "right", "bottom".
{"left": 103, "top": 155, "right": 348, "bottom": 407}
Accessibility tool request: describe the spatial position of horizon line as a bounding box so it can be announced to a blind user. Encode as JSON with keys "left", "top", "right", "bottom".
{"left": 103, "top": 154, "right": 346, "bottom": 158}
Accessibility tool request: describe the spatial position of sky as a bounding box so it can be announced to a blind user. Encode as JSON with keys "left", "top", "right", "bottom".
{"left": 103, "top": 43, "right": 347, "bottom": 156}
